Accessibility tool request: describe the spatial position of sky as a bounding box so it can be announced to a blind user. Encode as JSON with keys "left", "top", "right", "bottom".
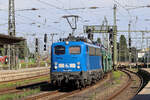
{"left": 0, "top": 0, "right": 150, "bottom": 53}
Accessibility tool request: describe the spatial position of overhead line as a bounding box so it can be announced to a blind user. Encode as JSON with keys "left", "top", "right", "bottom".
{"left": 33, "top": 0, "right": 71, "bottom": 14}
{"left": 36, "top": 0, "right": 63, "bottom": 10}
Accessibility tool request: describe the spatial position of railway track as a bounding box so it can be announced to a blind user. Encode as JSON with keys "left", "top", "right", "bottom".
{"left": 25, "top": 73, "right": 111, "bottom": 100}
{"left": 107, "top": 68, "right": 143, "bottom": 100}
{"left": 0, "top": 73, "right": 50, "bottom": 96}
{"left": 2, "top": 69, "right": 141, "bottom": 100}
{"left": 0, "top": 73, "right": 49, "bottom": 84}
{"left": 0, "top": 81, "right": 49, "bottom": 95}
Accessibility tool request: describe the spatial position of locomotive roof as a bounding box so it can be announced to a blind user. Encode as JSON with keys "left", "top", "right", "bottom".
{"left": 52, "top": 41, "right": 102, "bottom": 48}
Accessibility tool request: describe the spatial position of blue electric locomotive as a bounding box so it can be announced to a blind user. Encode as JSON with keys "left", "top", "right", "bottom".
{"left": 50, "top": 40, "right": 112, "bottom": 88}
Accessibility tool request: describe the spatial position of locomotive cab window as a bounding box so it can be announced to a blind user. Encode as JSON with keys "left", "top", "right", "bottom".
{"left": 69, "top": 46, "right": 81, "bottom": 54}
{"left": 54, "top": 45, "right": 65, "bottom": 55}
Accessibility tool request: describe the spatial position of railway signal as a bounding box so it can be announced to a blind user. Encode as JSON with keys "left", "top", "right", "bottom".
{"left": 109, "top": 29, "right": 113, "bottom": 46}
{"left": 44, "top": 34, "right": 47, "bottom": 51}
{"left": 44, "top": 34, "right": 47, "bottom": 43}
{"left": 35, "top": 38, "right": 38, "bottom": 52}
{"left": 44, "top": 44, "right": 46, "bottom": 51}
{"left": 35, "top": 38, "right": 38, "bottom": 46}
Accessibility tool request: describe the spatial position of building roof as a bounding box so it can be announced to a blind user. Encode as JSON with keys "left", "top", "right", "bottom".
{"left": 0, "top": 34, "right": 25, "bottom": 46}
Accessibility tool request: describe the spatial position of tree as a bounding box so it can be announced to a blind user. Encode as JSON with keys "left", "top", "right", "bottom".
{"left": 131, "top": 47, "right": 137, "bottom": 62}
{"left": 0, "top": 48, "right": 5, "bottom": 56}
{"left": 119, "top": 35, "right": 128, "bottom": 62}
{"left": 18, "top": 41, "right": 30, "bottom": 59}
{"left": 97, "top": 38, "right": 101, "bottom": 44}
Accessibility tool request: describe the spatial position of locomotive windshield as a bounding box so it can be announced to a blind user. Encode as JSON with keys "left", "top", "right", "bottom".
{"left": 69, "top": 46, "right": 81, "bottom": 54}
{"left": 54, "top": 45, "right": 65, "bottom": 55}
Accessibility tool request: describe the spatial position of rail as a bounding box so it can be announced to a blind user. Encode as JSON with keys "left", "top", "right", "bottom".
{"left": 107, "top": 69, "right": 132, "bottom": 100}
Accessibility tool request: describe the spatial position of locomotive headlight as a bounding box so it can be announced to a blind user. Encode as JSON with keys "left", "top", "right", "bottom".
{"left": 54, "top": 66, "right": 57, "bottom": 69}
{"left": 77, "top": 66, "right": 80, "bottom": 69}
{"left": 77, "top": 62, "right": 80, "bottom": 65}
{"left": 54, "top": 62, "right": 58, "bottom": 65}
{"left": 66, "top": 41, "right": 69, "bottom": 45}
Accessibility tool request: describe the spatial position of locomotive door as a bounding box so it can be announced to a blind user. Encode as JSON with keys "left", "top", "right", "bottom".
{"left": 86, "top": 46, "right": 90, "bottom": 71}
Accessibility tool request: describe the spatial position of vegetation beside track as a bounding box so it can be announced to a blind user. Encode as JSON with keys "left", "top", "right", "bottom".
{"left": 112, "top": 71, "right": 124, "bottom": 84}
{"left": 127, "top": 68, "right": 138, "bottom": 73}
{"left": 0, "top": 88, "right": 41, "bottom": 100}
{"left": 0, "top": 76, "right": 50, "bottom": 90}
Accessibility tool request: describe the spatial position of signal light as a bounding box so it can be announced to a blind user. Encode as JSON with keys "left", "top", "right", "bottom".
{"left": 36, "top": 47, "right": 38, "bottom": 52}
{"left": 88, "top": 34, "right": 93, "bottom": 40}
{"left": 108, "top": 28, "right": 113, "bottom": 33}
{"left": 44, "top": 34, "right": 47, "bottom": 43}
{"left": 110, "top": 41, "right": 113, "bottom": 45}
{"left": 44, "top": 44, "right": 46, "bottom": 51}
{"left": 35, "top": 38, "right": 38, "bottom": 46}
{"left": 129, "top": 38, "right": 131, "bottom": 47}
{"left": 129, "top": 48, "right": 131, "bottom": 52}
{"left": 86, "top": 29, "right": 92, "bottom": 33}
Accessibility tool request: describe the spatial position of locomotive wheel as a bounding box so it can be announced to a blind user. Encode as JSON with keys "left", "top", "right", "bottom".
{"left": 81, "top": 80, "right": 86, "bottom": 88}
{"left": 75, "top": 80, "right": 80, "bottom": 89}
{"left": 92, "top": 79, "right": 96, "bottom": 84}
{"left": 87, "top": 78, "right": 92, "bottom": 85}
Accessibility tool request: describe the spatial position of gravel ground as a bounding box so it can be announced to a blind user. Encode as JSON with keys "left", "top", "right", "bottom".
{"left": 113, "top": 70, "right": 141, "bottom": 100}
{"left": 63, "top": 70, "right": 140, "bottom": 100}
{"left": 62, "top": 72, "right": 126, "bottom": 100}
{"left": 26, "top": 70, "right": 141, "bottom": 100}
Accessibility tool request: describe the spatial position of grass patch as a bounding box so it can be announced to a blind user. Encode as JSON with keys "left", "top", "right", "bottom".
{"left": 104, "top": 82, "right": 110, "bottom": 87}
{"left": 112, "top": 71, "right": 123, "bottom": 80}
{"left": 89, "top": 92, "right": 97, "bottom": 100}
{"left": 129, "top": 68, "right": 138, "bottom": 73}
{"left": 0, "top": 88, "right": 40, "bottom": 100}
{"left": 112, "top": 71, "right": 124, "bottom": 84}
{"left": 0, "top": 76, "right": 50, "bottom": 90}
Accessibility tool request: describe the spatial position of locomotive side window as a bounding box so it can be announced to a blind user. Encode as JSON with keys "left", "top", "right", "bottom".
{"left": 54, "top": 45, "right": 65, "bottom": 55}
{"left": 69, "top": 46, "right": 81, "bottom": 54}
{"left": 96, "top": 48, "right": 101, "bottom": 56}
{"left": 89, "top": 47, "right": 95, "bottom": 56}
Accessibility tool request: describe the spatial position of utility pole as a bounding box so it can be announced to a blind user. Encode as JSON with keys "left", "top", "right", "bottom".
{"left": 141, "top": 32, "right": 144, "bottom": 49}
{"left": 24, "top": 40, "right": 28, "bottom": 68}
{"left": 8, "top": 0, "right": 15, "bottom": 36}
{"left": 35, "top": 38, "right": 39, "bottom": 67}
{"left": 113, "top": 4, "right": 117, "bottom": 69}
{"left": 146, "top": 38, "right": 149, "bottom": 68}
{"left": 104, "top": 17, "right": 109, "bottom": 49}
{"left": 8, "top": 0, "right": 16, "bottom": 69}
{"left": 128, "top": 23, "right": 131, "bottom": 68}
